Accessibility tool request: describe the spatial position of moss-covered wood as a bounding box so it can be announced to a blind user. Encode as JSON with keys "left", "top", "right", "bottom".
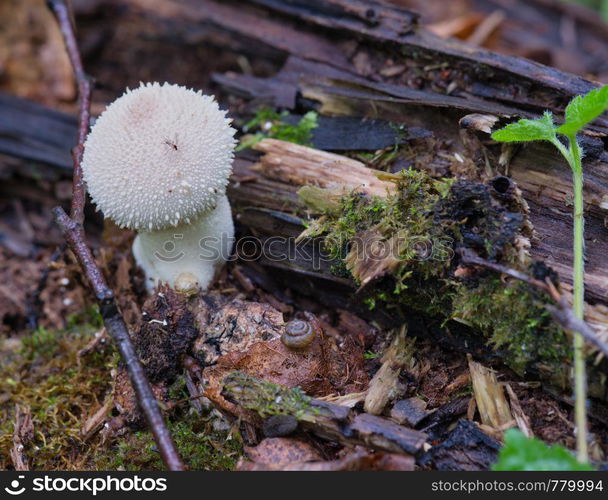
{"left": 221, "top": 372, "right": 428, "bottom": 455}
{"left": 226, "top": 141, "right": 608, "bottom": 403}
{"left": 299, "top": 168, "right": 573, "bottom": 387}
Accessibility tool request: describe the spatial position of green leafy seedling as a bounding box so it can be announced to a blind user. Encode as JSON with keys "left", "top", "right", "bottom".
{"left": 492, "top": 85, "right": 608, "bottom": 462}
{"left": 236, "top": 109, "right": 319, "bottom": 151}
{"left": 493, "top": 429, "right": 593, "bottom": 471}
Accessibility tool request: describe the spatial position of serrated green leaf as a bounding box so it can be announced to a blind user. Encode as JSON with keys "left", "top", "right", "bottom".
{"left": 492, "top": 429, "right": 594, "bottom": 471}
{"left": 491, "top": 112, "right": 556, "bottom": 143}
{"left": 557, "top": 85, "right": 608, "bottom": 136}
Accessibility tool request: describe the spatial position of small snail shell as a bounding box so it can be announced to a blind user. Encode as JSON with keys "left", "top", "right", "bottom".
{"left": 174, "top": 272, "right": 199, "bottom": 296}
{"left": 281, "top": 319, "right": 315, "bottom": 350}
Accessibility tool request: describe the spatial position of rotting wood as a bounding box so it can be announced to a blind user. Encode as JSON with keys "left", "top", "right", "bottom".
{"left": 216, "top": 371, "right": 428, "bottom": 456}
{"left": 467, "top": 354, "right": 513, "bottom": 430}
{"left": 419, "top": 419, "right": 500, "bottom": 471}
{"left": 505, "top": 384, "right": 534, "bottom": 439}
{"left": 253, "top": 138, "right": 395, "bottom": 197}
{"left": 234, "top": 139, "right": 608, "bottom": 406}
{"left": 390, "top": 398, "right": 430, "bottom": 428}
{"left": 1, "top": 0, "right": 607, "bottom": 300}
{"left": 127, "top": 0, "right": 604, "bottom": 114}
{"left": 364, "top": 325, "right": 415, "bottom": 415}
{"left": 232, "top": 138, "right": 608, "bottom": 334}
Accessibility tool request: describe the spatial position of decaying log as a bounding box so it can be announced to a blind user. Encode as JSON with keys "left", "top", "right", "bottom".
{"left": 390, "top": 397, "right": 430, "bottom": 428}
{"left": 232, "top": 139, "right": 608, "bottom": 324}
{"left": 181, "top": 0, "right": 608, "bottom": 302}
{"left": 0, "top": 92, "right": 74, "bottom": 171}
{"left": 128, "top": 0, "right": 602, "bottom": 111}
{"left": 215, "top": 371, "right": 428, "bottom": 457}
{"left": 419, "top": 419, "right": 501, "bottom": 471}
{"left": 2, "top": 0, "right": 606, "bottom": 301}
{"left": 232, "top": 139, "right": 608, "bottom": 401}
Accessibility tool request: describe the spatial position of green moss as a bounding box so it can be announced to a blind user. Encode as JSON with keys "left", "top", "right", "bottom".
{"left": 299, "top": 168, "right": 571, "bottom": 380}
{"left": 91, "top": 374, "right": 243, "bottom": 471}
{"left": 0, "top": 323, "right": 116, "bottom": 470}
{"left": 237, "top": 108, "right": 319, "bottom": 151}
{"left": 451, "top": 276, "right": 569, "bottom": 382}
{"left": 304, "top": 169, "right": 455, "bottom": 317}
{"left": 324, "top": 193, "right": 388, "bottom": 259}
{"left": 166, "top": 376, "right": 188, "bottom": 401}
{"left": 0, "top": 313, "right": 243, "bottom": 471}
{"left": 306, "top": 169, "right": 451, "bottom": 265}
{"left": 222, "top": 372, "right": 319, "bottom": 422}
{"left": 66, "top": 304, "right": 103, "bottom": 330}
{"left": 19, "top": 326, "right": 60, "bottom": 359}
{"left": 94, "top": 412, "right": 243, "bottom": 471}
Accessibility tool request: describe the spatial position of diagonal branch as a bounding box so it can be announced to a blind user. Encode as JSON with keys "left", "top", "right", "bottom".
{"left": 543, "top": 279, "right": 608, "bottom": 360}
{"left": 458, "top": 248, "right": 608, "bottom": 358}
{"left": 47, "top": 0, "right": 184, "bottom": 471}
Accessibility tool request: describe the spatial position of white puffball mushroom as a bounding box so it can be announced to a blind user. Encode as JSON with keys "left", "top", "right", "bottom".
{"left": 82, "top": 82, "right": 237, "bottom": 292}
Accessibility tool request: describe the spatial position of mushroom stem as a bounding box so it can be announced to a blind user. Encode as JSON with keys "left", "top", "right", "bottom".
{"left": 132, "top": 194, "right": 234, "bottom": 293}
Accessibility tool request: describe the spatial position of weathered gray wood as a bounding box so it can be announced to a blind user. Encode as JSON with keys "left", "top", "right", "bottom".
{"left": 0, "top": 92, "right": 75, "bottom": 171}
{"left": 128, "top": 0, "right": 607, "bottom": 122}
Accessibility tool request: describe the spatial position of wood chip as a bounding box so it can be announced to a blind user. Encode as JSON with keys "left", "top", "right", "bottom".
{"left": 467, "top": 355, "right": 513, "bottom": 429}
{"left": 364, "top": 325, "right": 415, "bottom": 415}
{"left": 390, "top": 397, "right": 429, "bottom": 427}
{"left": 505, "top": 383, "right": 534, "bottom": 438}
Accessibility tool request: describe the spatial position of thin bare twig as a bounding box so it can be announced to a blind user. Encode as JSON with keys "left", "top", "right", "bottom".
{"left": 47, "top": 0, "right": 90, "bottom": 224}
{"left": 458, "top": 248, "right": 608, "bottom": 358}
{"left": 47, "top": 0, "right": 184, "bottom": 471}
{"left": 458, "top": 247, "right": 550, "bottom": 291}
{"left": 11, "top": 404, "right": 33, "bottom": 471}
{"left": 544, "top": 279, "right": 608, "bottom": 359}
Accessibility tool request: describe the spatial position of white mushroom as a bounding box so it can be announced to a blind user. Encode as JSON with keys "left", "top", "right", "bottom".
{"left": 82, "top": 82, "right": 236, "bottom": 292}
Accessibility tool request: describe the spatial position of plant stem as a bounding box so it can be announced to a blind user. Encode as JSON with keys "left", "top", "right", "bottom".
{"left": 568, "top": 136, "right": 588, "bottom": 463}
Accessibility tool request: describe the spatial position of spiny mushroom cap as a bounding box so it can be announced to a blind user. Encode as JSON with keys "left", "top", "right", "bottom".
{"left": 82, "top": 82, "right": 236, "bottom": 231}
